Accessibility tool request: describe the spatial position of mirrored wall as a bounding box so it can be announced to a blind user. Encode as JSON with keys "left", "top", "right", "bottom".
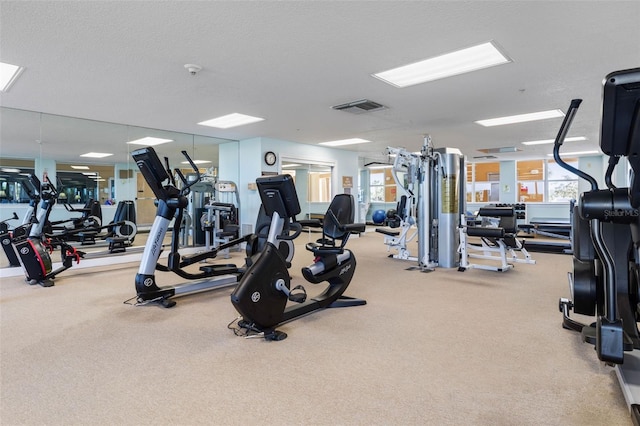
{"left": 0, "top": 107, "right": 237, "bottom": 224}
{"left": 280, "top": 159, "right": 334, "bottom": 222}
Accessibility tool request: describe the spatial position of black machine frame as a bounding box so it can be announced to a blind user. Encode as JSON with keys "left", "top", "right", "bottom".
{"left": 129, "top": 146, "right": 250, "bottom": 308}
{"left": 10, "top": 174, "right": 85, "bottom": 286}
{"left": 556, "top": 68, "right": 640, "bottom": 420}
{"left": 230, "top": 174, "right": 366, "bottom": 340}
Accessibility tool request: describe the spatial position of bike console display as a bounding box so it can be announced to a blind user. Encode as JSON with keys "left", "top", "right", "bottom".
{"left": 256, "top": 174, "right": 301, "bottom": 219}
{"left": 601, "top": 68, "right": 640, "bottom": 156}
{"left": 131, "top": 147, "right": 171, "bottom": 200}
{"left": 601, "top": 69, "right": 640, "bottom": 207}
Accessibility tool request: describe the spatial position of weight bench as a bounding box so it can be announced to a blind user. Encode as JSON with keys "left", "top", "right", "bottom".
{"left": 458, "top": 206, "right": 535, "bottom": 272}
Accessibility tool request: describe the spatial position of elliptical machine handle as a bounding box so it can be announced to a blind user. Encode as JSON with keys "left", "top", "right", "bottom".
{"left": 553, "top": 99, "right": 599, "bottom": 192}
{"left": 555, "top": 99, "right": 582, "bottom": 147}
{"left": 177, "top": 150, "right": 202, "bottom": 195}
{"left": 164, "top": 157, "right": 177, "bottom": 186}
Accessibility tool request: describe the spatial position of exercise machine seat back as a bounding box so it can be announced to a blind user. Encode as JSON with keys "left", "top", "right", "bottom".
{"left": 466, "top": 207, "right": 514, "bottom": 239}
{"left": 306, "top": 193, "right": 355, "bottom": 256}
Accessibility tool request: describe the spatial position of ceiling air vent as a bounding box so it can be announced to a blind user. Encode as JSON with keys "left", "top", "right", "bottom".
{"left": 332, "top": 99, "right": 387, "bottom": 114}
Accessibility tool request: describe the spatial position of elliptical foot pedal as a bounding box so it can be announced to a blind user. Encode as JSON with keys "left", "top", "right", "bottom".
{"left": 581, "top": 322, "right": 634, "bottom": 352}
{"left": 107, "top": 237, "right": 128, "bottom": 253}
{"left": 160, "top": 298, "right": 177, "bottom": 308}
{"left": 199, "top": 265, "right": 238, "bottom": 276}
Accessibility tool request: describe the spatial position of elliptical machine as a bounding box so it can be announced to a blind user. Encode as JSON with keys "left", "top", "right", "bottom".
{"left": 555, "top": 68, "right": 640, "bottom": 418}
{"left": 12, "top": 174, "right": 85, "bottom": 287}
{"left": 0, "top": 212, "right": 20, "bottom": 266}
{"left": 1, "top": 176, "right": 40, "bottom": 267}
{"left": 230, "top": 174, "right": 366, "bottom": 340}
{"left": 129, "top": 147, "right": 251, "bottom": 308}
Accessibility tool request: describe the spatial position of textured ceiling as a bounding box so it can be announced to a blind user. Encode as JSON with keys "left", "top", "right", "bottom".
{"left": 1, "top": 1, "right": 639, "bottom": 167}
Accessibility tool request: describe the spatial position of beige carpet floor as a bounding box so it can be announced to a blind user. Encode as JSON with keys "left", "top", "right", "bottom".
{"left": 0, "top": 230, "right": 632, "bottom": 425}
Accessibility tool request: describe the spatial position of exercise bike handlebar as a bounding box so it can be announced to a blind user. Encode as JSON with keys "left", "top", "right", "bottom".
{"left": 553, "top": 99, "right": 599, "bottom": 191}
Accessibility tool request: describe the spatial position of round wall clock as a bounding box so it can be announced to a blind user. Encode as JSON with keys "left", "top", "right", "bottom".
{"left": 264, "top": 151, "right": 277, "bottom": 166}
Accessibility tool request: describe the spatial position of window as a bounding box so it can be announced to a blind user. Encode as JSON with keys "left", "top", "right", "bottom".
{"left": 465, "top": 158, "right": 581, "bottom": 204}
{"left": 369, "top": 167, "right": 400, "bottom": 202}
{"left": 547, "top": 158, "right": 579, "bottom": 202}
{"left": 465, "top": 164, "right": 473, "bottom": 202}
{"left": 517, "top": 160, "right": 544, "bottom": 202}
{"left": 515, "top": 158, "right": 579, "bottom": 203}
{"left": 369, "top": 167, "right": 409, "bottom": 203}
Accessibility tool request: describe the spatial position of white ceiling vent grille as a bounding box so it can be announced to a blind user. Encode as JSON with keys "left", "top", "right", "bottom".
{"left": 332, "top": 99, "right": 387, "bottom": 114}
{"left": 477, "top": 146, "right": 521, "bottom": 154}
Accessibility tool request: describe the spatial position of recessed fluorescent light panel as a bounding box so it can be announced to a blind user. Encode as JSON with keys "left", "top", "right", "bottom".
{"left": 282, "top": 164, "right": 302, "bottom": 168}
{"left": 522, "top": 136, "right": 586, "bottom": 146}
{"left": 198, "top": 113, "right": 265, "bottom": 129}
{"left": 181, "top": 160, "right": 211, "bottom": 165}
{"left": 1, "top": 168, "right": 21, "bottom": 173}
{"left": 127, "top": 137, "right": 173, "bottom": 146}
{"left": 547, "top": 150, "right": 599, "bottom": 157}
{"left": 318, "top": 138, "right": 371, "bottom": 147}
{"left": 476, "top": 109, "right": 565, "bottom": 127}
{"left": 0, "top": 62, "right": 25, "bottom": 92}
{"left": 70, "top": 165, "right": 90, "bottom": 170}
{"left": 373, "top": 41, "right": 511, "bottom": 88}
{"left": 80, "top": 152, "right": 113, "bottom": 158}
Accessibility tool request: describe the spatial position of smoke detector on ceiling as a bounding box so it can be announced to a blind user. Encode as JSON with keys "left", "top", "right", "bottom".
{"left": 332, "top": 99, "right": 387, "bottom": 114}
{"left": 184, "top": 64, "right": 202, "bottom": 75}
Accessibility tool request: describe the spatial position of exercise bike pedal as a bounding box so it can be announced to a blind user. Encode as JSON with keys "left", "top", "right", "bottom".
{"left": 288, "top": 285, "right": 307, "bottom": 303}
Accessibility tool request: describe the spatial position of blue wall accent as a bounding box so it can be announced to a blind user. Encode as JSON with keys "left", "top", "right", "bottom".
{"left": 499, "top": 161, "right": 516, "bottom": 203}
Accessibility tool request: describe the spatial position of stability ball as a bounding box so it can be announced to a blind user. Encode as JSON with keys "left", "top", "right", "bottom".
{"left": 372, "top": 209, "right": 386, "bottom": 224}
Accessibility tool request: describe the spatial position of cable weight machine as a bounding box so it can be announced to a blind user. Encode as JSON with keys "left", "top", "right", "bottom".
{"left": 386, "top": 135, "right": 464, "bottom": 271}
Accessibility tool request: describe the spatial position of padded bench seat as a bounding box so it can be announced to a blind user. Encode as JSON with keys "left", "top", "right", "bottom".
{"left": 375, "top": 228, "right": 400, "bottom": 237}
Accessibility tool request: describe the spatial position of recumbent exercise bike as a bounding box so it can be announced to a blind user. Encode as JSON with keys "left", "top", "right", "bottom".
{"left": 230, "top": 174, "right": 366, "bottom": 340}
